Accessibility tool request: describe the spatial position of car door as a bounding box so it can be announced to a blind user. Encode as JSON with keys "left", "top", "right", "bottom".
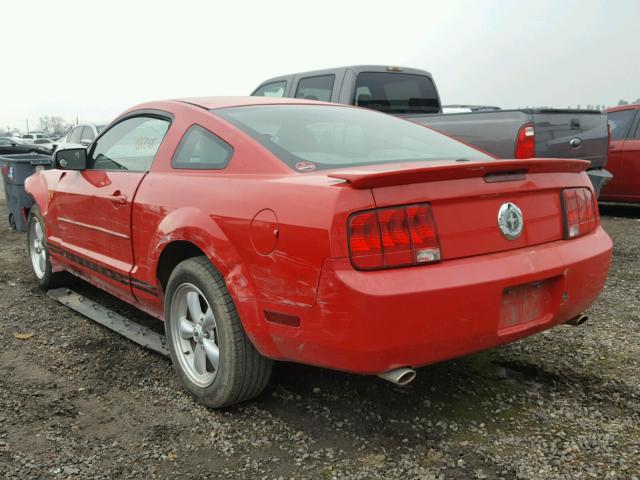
{"left": 49, "top": 113, "right": 171, "bottom": 300}
{"left": 601, "top": 109, "right": 637, "bottom": 198}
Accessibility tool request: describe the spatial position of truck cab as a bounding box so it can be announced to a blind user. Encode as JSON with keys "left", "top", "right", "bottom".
{"left": 252, "top": 65, "right": 442, "bottom": 114}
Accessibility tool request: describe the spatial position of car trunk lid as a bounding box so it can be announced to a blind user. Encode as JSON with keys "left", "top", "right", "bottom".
{"left": 330, "top": 158, "right": 589, "bottom": 261}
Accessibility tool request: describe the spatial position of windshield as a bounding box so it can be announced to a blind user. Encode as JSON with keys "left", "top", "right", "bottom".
{"left": 214, "top": 105, "right": 491, "bottom": 171}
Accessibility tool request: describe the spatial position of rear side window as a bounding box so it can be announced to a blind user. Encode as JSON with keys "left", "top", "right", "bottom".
{"left": 69, "top": 127, "right": 83, "bottom": 143}
{"left": 355, "top": 72, "right": 440, "bottom": 114}
{"left": 252, "top": 81, "right": 286, "bottom": 97}
{"left": 295, "top": 75, "right": 334, "bottom": 101}
{"left": 81, "top": 126, "right": 96, "bottom": 142}
{"left": 633, "top": 116, "right": 640, "bottom": 139}
{"left": 608, "top": 109, "right": 636, "bottom": 140}
{"left": 172, "top": 125, "right": 233, "bottom": 170}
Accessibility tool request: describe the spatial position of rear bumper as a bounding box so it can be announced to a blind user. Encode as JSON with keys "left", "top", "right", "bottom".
{"left": 248, "top": 227, "right": 612, "bottom": 374}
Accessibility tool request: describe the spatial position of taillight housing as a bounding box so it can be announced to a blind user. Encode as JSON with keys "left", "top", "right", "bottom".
{"left": 562, "top": 188, "right": 598, "bottom": 239}
{"left": 348, "top": 203, "right": 441, "bottom": 270}
{"left": 515, "top": 124, "right": 535, "bottom": 159}
{"left": 1, "top": 165, "right": 9, "bottom": 177}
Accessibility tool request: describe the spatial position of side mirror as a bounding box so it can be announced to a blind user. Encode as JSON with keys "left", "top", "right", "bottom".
{"left": 80, "top": 139, "right": 92, "bottom": 147}
{"left": 54, "top": 148, "right": 87, "bottom": 170}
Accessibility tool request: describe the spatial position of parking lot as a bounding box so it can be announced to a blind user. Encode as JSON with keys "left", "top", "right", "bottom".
{"left": 0, "top": 179, "right": 638, "bottom": 479}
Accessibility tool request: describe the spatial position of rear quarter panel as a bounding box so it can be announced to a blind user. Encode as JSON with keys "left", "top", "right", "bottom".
{"left": 132, "top": 103, "right": 375, "bottom": 331}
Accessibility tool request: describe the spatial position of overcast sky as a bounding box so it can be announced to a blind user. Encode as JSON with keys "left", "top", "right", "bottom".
{"left": 1, "top": 0, "right": 638, "bottom": 131}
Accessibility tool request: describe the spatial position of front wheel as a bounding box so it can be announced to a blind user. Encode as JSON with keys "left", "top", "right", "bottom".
{"left": 164, "top": 256, "right": 273, "bottom": 408}
{"left": 27, "top": 205, "right": 64, "bottom": 290}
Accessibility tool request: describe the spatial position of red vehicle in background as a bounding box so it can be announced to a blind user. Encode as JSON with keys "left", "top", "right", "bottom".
{"left": 600, "top": 104, "right": 640, "bottom": 203}
{"left": 24, "top": 97, "right": 612, "bottom": 408}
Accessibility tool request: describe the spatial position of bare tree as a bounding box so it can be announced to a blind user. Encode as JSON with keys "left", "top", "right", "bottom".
{"left": 38, "top": 116, "right": 72, "bottom": 136}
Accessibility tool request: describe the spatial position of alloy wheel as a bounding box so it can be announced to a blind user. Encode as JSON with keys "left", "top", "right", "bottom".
{"left": 29, "top": 217, "right": 46, "bottom": 279}
{"left": 169, "top": 283, "right": 220, "bottom": 387}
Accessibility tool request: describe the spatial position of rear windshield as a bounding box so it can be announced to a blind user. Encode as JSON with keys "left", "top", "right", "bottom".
{"left": 354, "top": 72, "right": 440, "bottom": 114}
{"left": 214, "top": 105, "right": 491, "bottom": 171}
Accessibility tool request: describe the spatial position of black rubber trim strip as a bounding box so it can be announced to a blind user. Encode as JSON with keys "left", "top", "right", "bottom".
{"left": 48, "top": 244, "right": 157, "bottom": 296}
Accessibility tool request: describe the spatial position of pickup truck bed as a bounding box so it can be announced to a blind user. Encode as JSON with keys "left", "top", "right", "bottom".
{"left": 408, "top": 108, "right": 611, "bottom": 192}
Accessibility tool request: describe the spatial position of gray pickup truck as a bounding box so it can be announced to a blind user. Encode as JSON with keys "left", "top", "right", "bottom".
{"left": 252, "top": 65, "right": 611, "bottom": 193}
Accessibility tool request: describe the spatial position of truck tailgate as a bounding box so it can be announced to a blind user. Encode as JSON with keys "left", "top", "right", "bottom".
{"left": 532, "top": 110, "right": 608, "bottom": 169}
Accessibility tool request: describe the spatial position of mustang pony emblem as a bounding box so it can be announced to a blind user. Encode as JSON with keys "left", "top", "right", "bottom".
{"left": 498, "top": 202, "right": 524, "bottom": 240}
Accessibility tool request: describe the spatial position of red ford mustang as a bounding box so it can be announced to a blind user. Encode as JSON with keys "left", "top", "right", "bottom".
{"left": 25, "top": 97, "right": 612, "bottom": 407}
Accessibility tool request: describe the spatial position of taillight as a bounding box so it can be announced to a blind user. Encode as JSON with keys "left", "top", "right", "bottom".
{"left": 562, "top": 188, "right": 598, "bottom": 239}
{"left": 348, "top": 203, "right": 441, "bottom": 270}
{"left": 515, "top": 124, "right": 535, "bottom": 159}
{"left": 1, "top": 165, "right": 9, "bottom": 177}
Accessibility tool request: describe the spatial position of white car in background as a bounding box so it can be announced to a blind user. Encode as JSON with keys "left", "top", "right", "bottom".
{"left": 29, "top": 138, "right": 56, "bottom": 153}
{"left": 21, "top": 132, "right": 50, "bottom": 142}
{"left": 54, "top": 123, "right": 106, "bottom": 151}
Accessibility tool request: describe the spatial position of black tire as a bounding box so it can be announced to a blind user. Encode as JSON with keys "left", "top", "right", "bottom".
{"left": 26, "top": 205, "right": 66, "bottom": 290}
{"left": 164, "top": 256, "right": 273, "bottom": 408}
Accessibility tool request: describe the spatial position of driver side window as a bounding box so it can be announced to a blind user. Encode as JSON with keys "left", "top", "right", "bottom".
{"left": 88, "top": 116, "right": 170, "bottom": 171}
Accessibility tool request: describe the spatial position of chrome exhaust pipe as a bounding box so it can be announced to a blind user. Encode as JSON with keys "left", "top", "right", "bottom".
{"left": 565, "top": 314, "right": 589, "bottom": 326}
{"left": 377, "top": 367, "right": 416, "bottom": 386}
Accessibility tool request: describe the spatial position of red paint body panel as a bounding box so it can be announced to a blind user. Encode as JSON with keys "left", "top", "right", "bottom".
{"left": 24, "top": 97, "right": 613, "bottom": 375}
{"left": 600, "top": 105, "right": 640, "bottom": 203}
{"left": 254, "top": 228, "right": 611, "bottom": 373}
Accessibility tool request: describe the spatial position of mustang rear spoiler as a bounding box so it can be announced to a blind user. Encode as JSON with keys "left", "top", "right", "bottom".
{"left": 327, "top": 159, "right": 590, "bottom": 189}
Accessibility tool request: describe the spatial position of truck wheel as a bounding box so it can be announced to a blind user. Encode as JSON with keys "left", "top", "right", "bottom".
{"left": 27, "top": 205, "right": 64, "bottom": 290}
{"left": 164, "top": 256, "right": 273, "bottom": 408}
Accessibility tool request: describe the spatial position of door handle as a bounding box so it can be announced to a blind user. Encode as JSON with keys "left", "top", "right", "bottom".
{"left": 111, "top": 190, "right": 127, "bottom": 205}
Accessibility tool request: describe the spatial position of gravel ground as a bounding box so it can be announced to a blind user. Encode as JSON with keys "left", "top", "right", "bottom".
{"left": 0, "top": 189, "right": 639, "bottom": 479}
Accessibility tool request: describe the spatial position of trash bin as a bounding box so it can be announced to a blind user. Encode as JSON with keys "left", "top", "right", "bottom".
{"left": 0, "top": 154, "right": 52, "bottom": 232}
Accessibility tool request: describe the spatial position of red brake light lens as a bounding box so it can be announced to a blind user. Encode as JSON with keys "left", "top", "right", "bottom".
{"left": 349, "top": 204, "right": 441, "bottom": 270}
{"left": 515, "top": 124, "right": 535, "bottom": 159}
{"left": 562, "top": 188, "right": 597, "bottom": 239}
{"left": 1, "top": 165, "right": 9, "bottom": 177}
{"left": 348, "top": 211, "right": 383, "bottom": 269}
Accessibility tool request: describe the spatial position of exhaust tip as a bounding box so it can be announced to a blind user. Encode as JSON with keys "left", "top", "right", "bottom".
{"left": 377, "top": 367, "right": 416, "bottom": 386}
{"left": 565, "top": 314, "right": 589, "bottom": 326}
{"left": 396, "top": 369, "right": 416, "bottom": 385}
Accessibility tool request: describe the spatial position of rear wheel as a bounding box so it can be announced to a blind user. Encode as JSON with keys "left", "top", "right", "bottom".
{"left": 164, "top": 256, "right": 272, "bottom": 408}
{"left": 27, "top": 205, "right": 65, "bottom": 290}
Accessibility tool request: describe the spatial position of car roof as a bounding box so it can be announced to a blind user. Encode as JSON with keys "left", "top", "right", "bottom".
{"left": 606, "top": 104, "right": 640, "bottom": 113}
{"left": 175, "top": 96, "right": 335, "bottom": 110}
